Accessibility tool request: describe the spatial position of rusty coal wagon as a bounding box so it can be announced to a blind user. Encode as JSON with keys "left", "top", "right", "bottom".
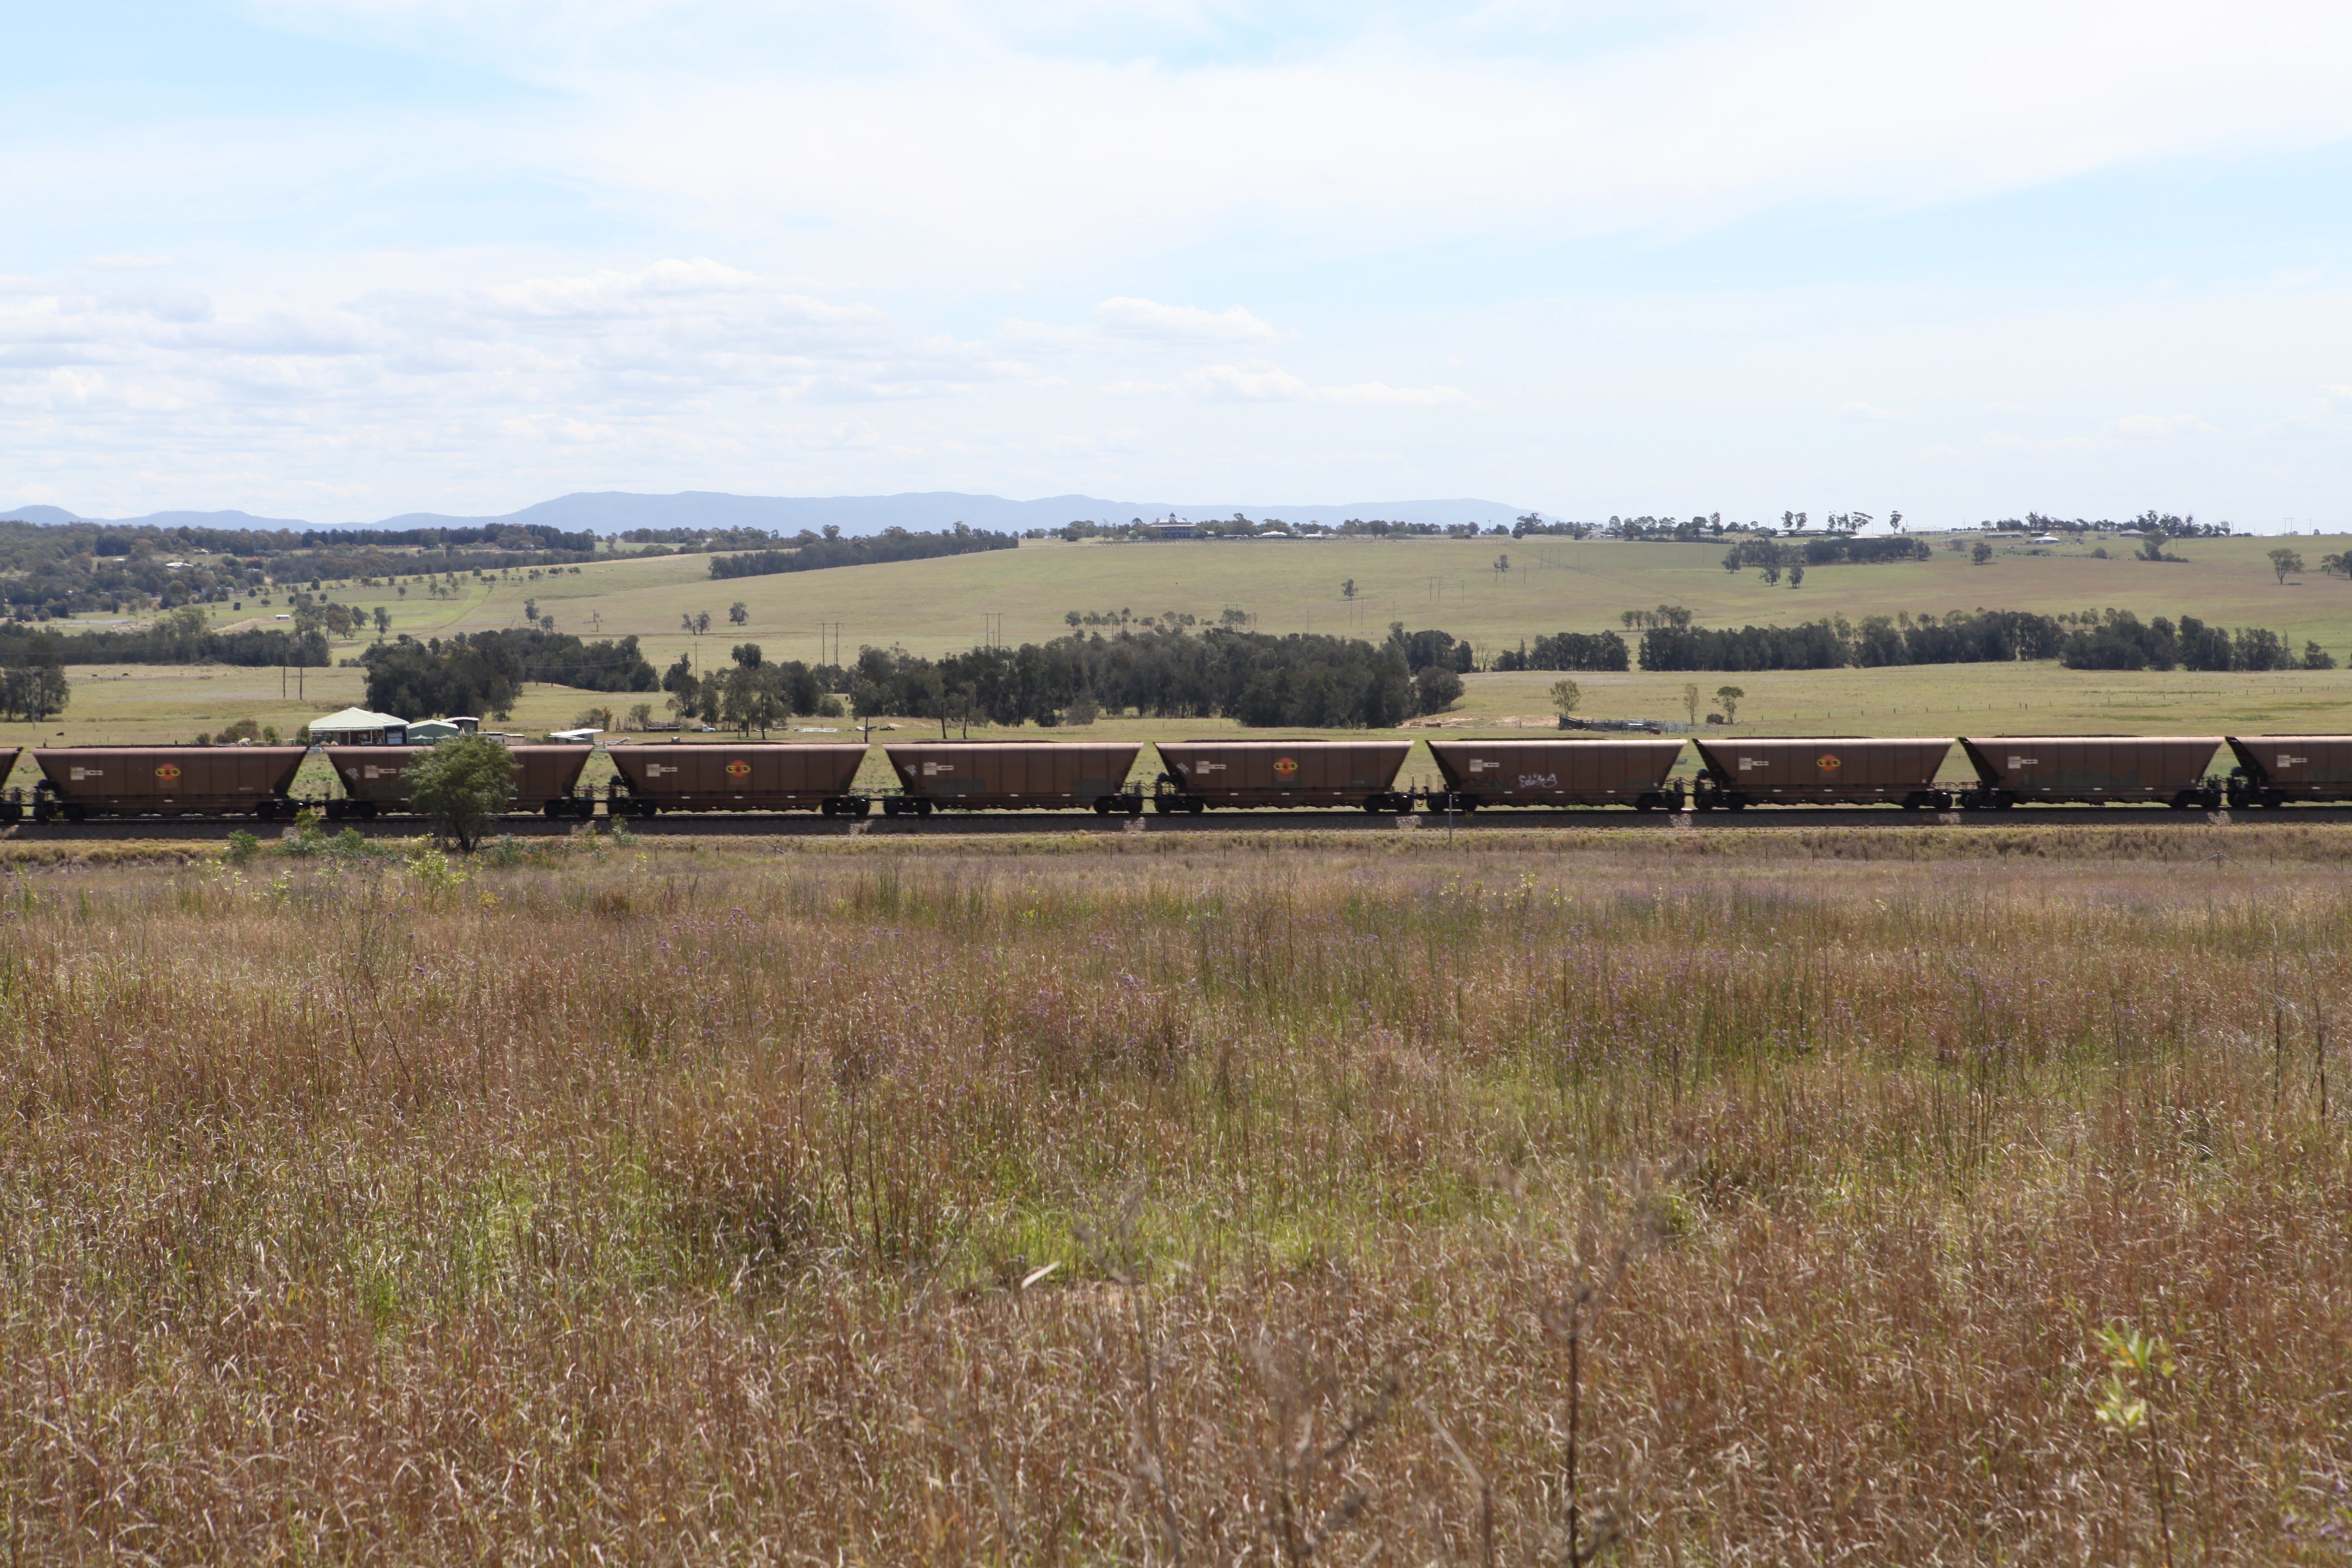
{"left": 1152, "top": 740, "right": 1413, "bottom": 813}
{"left": 881, "top": 742, "right": 1143, "bottom": 815}
{"left": 604, "top": 742, "right": 871, "bottom": 817}
{"left": 1690, "top": 737, "right": 1955, "bottom": 810}
{"left": 2221, "top": 736, "right": 2352, "bottom": 808}
{"left": 0, "top": 749, "right": 21, "bottom": 823}
{"left": 323, "top": 743, "right": 596, "bottom": 820}
{"left": 31, "top": 745, "right": 306, "bottom": 821}
{"left": 1957, "top": 735, "right": 2222, "bottom": 809}
{"left": 1425, "top": 738, "right": 1684, "bottom": 811}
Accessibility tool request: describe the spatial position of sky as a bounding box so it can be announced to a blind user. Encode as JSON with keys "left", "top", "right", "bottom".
{"left": 3, "top": 0, "right": 2350, "bottom": 529}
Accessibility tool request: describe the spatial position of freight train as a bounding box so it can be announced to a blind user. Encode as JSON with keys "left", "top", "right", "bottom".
{"left": 5, "top": 734, "right": 2350, "bottom": 824}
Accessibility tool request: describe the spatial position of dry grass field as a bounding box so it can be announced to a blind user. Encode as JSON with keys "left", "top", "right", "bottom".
{"left": 0, "top": 828, "right": 2344, "bottom": 1562}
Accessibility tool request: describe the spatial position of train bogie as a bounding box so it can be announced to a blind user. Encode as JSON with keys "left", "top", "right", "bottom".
{"left": 32, "top": 745, "right": 307, "bottom": 820}
{"left": 1691, "top": 737, "right": 1955, "bottom": 810}
{"left": 1957, "top": 736, "right": 2222, "bottom": 808}
{"left": 1153, "top": 740, "right": 1412, "bottom": 812}
{"left": 1425, "top": 738, "right": 1684, "bottom": 810}
{"left": 883, "top": 742, "right": 1143, "bottom": 813}
{"left": 605, "top": 742, "right": 870, "bottom": 817}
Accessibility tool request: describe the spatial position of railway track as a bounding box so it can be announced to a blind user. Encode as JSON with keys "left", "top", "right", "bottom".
{"left": 11, "top": 805, "right": 2352, "bottom": 841}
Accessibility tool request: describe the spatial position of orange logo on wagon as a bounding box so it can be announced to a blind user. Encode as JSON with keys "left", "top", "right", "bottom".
{"left": 724, "top": 759, "right": 751, "bottom": 778}
{"left": 1817, "top": 753, "right": 1841, "bottom": 772}
{"left": 1273, "top": 756, "right": 1299, "bottom": 775}
{"left": 154, "top": 763, "right": 182, "bottom": 781}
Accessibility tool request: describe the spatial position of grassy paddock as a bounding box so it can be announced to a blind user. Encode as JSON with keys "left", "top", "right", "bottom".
{"left": 0, "top": 834, "right": 2345, "bottom": 1561}
{"left": 11, "top": 529, "right": 2352, "bottom": 750}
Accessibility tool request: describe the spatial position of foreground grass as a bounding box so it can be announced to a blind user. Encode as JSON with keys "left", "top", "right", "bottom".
{"left": 0, "top": 833, "right": 2344, "bottom": 1562}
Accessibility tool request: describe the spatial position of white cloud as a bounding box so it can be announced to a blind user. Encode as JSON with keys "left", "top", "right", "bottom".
{"left": 1093, "top": 297, "right": 1279, "bottom": 345}
{"left": 1315, "top": 380, "right": 1471, "bottom": 409}
{"left": 517, "top": 2, "right": 2352, "bottom": 279}
{"left": 1173, "top": 364, "right": 1311, "bottom": 402}
{"left": 8, "top": 6, "right": 2352, "bottom": 521}
{"left": 1107, "top": 363, "right": 1469, "bottom": 407}
{"left": 2102, "top": 413, "right": 2213, "bottom": 438}
{"left": 0, "top": 258, "right": 1016, "bottom": 462}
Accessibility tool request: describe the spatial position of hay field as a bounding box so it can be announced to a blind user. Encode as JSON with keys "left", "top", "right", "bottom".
{"left": 0, "top": 829, "right": 2344, "bottom": 1561}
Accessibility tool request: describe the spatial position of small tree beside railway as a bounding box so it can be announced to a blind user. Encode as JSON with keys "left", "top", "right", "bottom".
{"left": 402, "top": 734, "right": 517, "bottom": 854}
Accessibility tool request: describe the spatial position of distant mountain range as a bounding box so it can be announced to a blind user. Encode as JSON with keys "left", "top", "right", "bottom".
{"left": 1, "top": 491, "right": 1532, "bottom": 536}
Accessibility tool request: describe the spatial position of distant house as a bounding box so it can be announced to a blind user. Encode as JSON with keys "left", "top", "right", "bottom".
{"left": 309, "top": 707, "right": 409, "bottom": 745}
{"left": 403, "top": 717, "right": 478, "bottom": 743}
{"left": 1148, "top": 516, "right": 1195, "bottom": 539}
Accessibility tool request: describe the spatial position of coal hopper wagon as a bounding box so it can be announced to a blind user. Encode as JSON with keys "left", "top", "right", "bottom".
{"left": 31, "top": 745, "right": 307, "bottom": 821}
{"left": 1690, "top": 737, "right": 1955, "bottom": 810}
{"left": 1153, "top": 740, "right": 1413, "bottom": 813}
{"left": 2222, "top": 736, "right": 2352, "bottom": 808}
{"left": 1424, "top": 738, "right": 1684, "bottom": 810}
{"left": 881, "top": 742, "right": 1144, "bottom": 815}
{"left": 1957, "top": 736, "right": 2222, "bottom": 809}
{"left": 323, "top": 744, "right": 595, "bottom": 820}
{"left": 605, "top": 742, "right": 872, "bottom": 817}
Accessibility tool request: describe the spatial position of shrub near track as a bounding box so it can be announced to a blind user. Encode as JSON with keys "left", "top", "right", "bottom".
{"left": 0, "top": 840, "right": 2343, "bottom": 1562}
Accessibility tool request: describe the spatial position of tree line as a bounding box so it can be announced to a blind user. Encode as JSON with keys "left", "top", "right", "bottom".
{"left": 637, "top": 623, "right": 1482, "bottom": 734}
{"left": 709, "top": 524, "right": 1020, "bottom": 580}
{"left": 1720, "top": 535, "right": 1932, "bottom": 587}
{"left": 1490, "top": 632, "right": 1632, "bottom": 672}
{"left": 1638, "top": 607, "right": 2329, "bottom": 672}
{"left": 0, "top": 606, "right": 330, "bottom": 667}
{"left": 359, "top": 629, "right": 659, "bottom": 720}
{"left": 2055, "top": 612, "right": 2332, "bottom": 672}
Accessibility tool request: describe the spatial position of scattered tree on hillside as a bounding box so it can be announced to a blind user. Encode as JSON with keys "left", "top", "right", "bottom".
{"left": 1715, "top": 685, "right": 1745, "bottom": 724}
{"left": 5, "top": 662, "right": 77, "bottom": 722}
{"left": 1414, "top": 665, "right": 1463, "bottom": 713}
{"left": 2270, "top": 548, "right": 2306, "bottom": 584}
{"left": 1550, "top": 678, "right": 1581, "bottom": 717}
